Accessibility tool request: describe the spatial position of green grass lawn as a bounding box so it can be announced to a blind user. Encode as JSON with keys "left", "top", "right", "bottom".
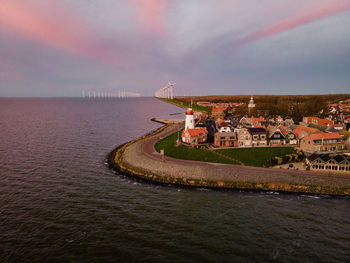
{"left": 216, "top": 147, "right": 295, "bottom": 167}
{"left": 155, "top": 130, "right": 296, "bottom": 167}
{"left": 154, "top": 130, "right": 239, "bottom": 165}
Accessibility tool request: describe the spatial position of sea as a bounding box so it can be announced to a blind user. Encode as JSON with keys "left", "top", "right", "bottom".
{"left": 0, "top": 97, "right": 349, "bottom": 262}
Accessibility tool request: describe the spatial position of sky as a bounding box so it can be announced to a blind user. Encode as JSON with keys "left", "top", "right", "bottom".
{"left": 0, "top": 0, "right": 349, "bottom": 97}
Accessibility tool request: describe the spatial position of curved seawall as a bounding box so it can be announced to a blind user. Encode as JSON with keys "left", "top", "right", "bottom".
{"left": 108, "top": 123, "right": 350, "bottom": 196}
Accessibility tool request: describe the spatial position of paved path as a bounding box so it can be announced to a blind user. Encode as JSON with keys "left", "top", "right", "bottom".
{"left": 121, "top": 123, "right": 350, "bottom": 189}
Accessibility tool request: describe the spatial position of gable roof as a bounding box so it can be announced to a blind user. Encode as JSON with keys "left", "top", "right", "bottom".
{"left": 309, "top": 132, "right": 342, "bottom": 141}
{"left": 183, "top": 128, "right": 208, "bottom": 137}
{"left": 307, "top": 153, "right": 350, "bottom": 163}
{"left": 293, "top": 125, "right": 320, "bottom": 138}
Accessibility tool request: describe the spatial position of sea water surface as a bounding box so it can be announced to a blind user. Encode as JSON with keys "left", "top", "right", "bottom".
{"left": 0, "top": 98, "right": 349, "bottom": 262}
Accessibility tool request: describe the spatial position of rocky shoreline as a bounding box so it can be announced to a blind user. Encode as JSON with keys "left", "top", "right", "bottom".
{"left": 107, "top": 122, "right": 350, "bottom": 196}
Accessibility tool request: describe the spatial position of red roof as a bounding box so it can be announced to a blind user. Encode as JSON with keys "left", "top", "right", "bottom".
{"left": 293, "top": 125, "right": 319, "bottom": 138}
{"left": 182, "top": 128, "right": 208, "bottom": 137}
{"left": 186, "top": 108, "right": 193, "bottom": 115}
{"left": 212, "top": 107, "right": 227, "bottom": 113}
{"left": 304, "top": 117, "right": 333, "bottom": 126}
{"left": 310, "top": 132, "right": 342, "bottom": 140}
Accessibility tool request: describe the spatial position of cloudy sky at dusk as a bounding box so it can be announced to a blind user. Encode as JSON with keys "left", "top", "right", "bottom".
{"left": 0, "top": 0, "right": 349, "bottom": 97}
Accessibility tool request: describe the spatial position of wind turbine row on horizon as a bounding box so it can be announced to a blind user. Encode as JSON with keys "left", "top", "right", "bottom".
{"left": 82, "top": 90, "right": 140, "bottom": 99}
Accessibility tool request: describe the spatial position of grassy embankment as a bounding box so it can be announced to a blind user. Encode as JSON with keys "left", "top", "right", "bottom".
{"left": 217, "top": 147, "right": 294, "bottom": 167}
{"left": 155, "top": 130, "right": 295, "bottom": 167}
{"left": 159, "top": 98, "right": 211, "bottom": 115}
{"left": 155, "top": 130, "right": 238, "bottom": 164}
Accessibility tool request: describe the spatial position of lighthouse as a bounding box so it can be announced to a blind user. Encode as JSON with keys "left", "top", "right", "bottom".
{"left": 185, "top": 108, "right": 195, "bottom": 130}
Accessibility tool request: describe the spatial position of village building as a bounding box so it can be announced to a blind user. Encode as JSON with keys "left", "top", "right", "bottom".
{"left": 302, "top": 117, "right": 334, "bottom": 127}
{"left": 182, "top": 107, "right": 208, "bottom": 146}
{"left": 293, "top": 125, "right": 320, "bottom": 140}
{"left": 214, "top": 132, "right": 236, "bottom": 148}
{"left": 217, "top": 120, "right": 232, "bottom": 133}
{"left": 182, "top": 128, "right": 208, "bottom": 147}
{"left": 284, "top": 118, "right": 294, "bottom": 127}
{"left": 211, "top": 107, "right": 227, "bottom": 119}
{"left": 267, "top": 127, "right": 285, "bottom": 146}
{"left": 306, "top": 153, "right": 350, "bottom": 172}
{"left": 248, "top": 96, "right": 256, "bottom": 111}
{"left": 236, "top": 128, "right": 252, "bottom": 147}
{"left": 300, "top": 132, "right": 344, "bottom": 153}
{"left": 247, "top": 127, "right": 267, "bottom": 146}
{"left": 280, "top": 127, "right": 298, "bottom": 145}
{"left": 250, "top": 116, "right": 265, "bottom": 127}
{"left": 276, "top": 116, "right": 284, "bottom": 126}
{"left": 239, "top": 116, "right": 252, "bottom": 127}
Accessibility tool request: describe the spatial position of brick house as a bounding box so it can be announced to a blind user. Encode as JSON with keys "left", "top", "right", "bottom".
{"left": 182, "top": 128, "right": 208, "bottom": 147}
{"left": 214, "top": 132, "right": 236, "bottom": 147}
{"left": 236, "top": 128, "right": 252, "bottom": 147}
{"left": 299, "top": 132, "right": 344, "bottom": 153}
{"left": 247, "top": 127, "right": 267, "bottom": 146}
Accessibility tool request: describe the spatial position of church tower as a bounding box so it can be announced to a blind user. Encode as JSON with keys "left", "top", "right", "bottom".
{"left": 248, "top": 96, "right": 256, "bottom": 111}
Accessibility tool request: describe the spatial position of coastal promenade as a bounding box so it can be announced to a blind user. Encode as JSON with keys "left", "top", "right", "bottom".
{"left": 110, "top": 122, "right": 350, "bottom": 195}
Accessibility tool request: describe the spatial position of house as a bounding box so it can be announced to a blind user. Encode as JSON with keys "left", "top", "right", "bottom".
{"left": 306, "top": 153, "right": 350, "bottom": 172}
{"left": 276, "top": 116, "right": 284, "bottom": 126}
{"left": 293, "top": 125, "right": 320, "bottom": 140}
{"left": 280, "top": 128, "right": 298, "bottom": 145}
{"left": 267, "top": 128, "right": 285, "bottom": 146}
{"left": 236, "top": 128, "right": 252, "bottom": 147}
{"left": 214, "top": 132, "right": 236, "bottom": 148}
{"left": 284, "top": 118, "right": 294, "bottom": 127}
{"left": 211, "top": 107, "right": 227, "bottom": 119}
{"left": 217, "top": 120, "right": 232, "bottom": 133}
{"left": 299, "top": 132, "right": 344, "bottom": 153}
{"left": 247, "top": 127, "right": 267, "bottom": 146}
{"left": 303, "top": 117, "right": 334, "bottom": 127}
{"left": 250, "top": 116, "right": 265, "bottom": 127}
{"left": 182, "top": 128, "right": 208, "bottom": 147}
{"left": 239, "top": 116, "right": 252, "bottom": 127}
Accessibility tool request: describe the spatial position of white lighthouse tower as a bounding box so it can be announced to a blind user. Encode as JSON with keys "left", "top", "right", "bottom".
{"left": 185, "top": 108, "right": 195, "bottom": 130}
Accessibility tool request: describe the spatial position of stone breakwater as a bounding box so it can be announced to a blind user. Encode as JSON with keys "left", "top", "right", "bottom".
{"left": 108, "top": 123, "right": 350, "bottom": 196}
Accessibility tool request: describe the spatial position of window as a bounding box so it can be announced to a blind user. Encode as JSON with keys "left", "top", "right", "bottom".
{"left": 230, "top": 136, "right": 235, "bottom": 140}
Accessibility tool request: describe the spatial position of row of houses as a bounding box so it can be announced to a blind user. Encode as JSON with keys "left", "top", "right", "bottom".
{"left": 213, "top": 126, "right": 298, "bottom": 148}
{"left": 181, "top": 109, "right": 348, "bottom": 154}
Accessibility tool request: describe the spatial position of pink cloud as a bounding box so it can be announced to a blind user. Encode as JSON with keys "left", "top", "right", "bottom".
{"left": 133, "top": 0, "right": 169, "bottom": 37}
{"left": 234, "top": 1, "right": 350, "bottom": 47}
{"left": 0, "top": 0, "right": 124, "bottom": 67}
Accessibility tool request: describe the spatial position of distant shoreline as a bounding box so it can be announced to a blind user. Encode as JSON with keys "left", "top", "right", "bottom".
{"left": 107, "top": 121, "right": 350, "bottom": 196}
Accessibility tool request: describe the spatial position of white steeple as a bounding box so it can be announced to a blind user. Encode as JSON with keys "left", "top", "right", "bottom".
{"left": 185, "top": 108, "right": 195, "bottom": 130}
{"left": 248, "top": 96, "right": 255, "bottom": 110}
